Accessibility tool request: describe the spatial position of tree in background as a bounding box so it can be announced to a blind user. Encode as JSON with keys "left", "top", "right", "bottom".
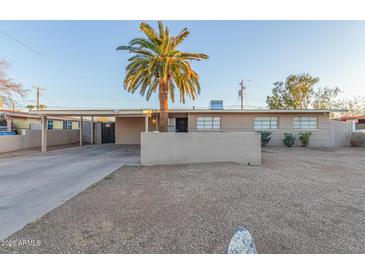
{"left": 26, "top": 104, "right": 36, "bottom": 111}
{"left": 310, "top": 88, "right": 364, "bottom": 117}
{"left": 38, "top": 104, "right": 47, "bottom": 110}
{"left": 267, "top": 73, "right": 365, "bottom": 117}
{"left": 117, "top": 21, "right": 208, "bottom": 132}
{"left": 311, "top": 87, "right": 341, "bottom": 109}
{"left": 266, "top": 81, "right": 296, "bottom": 109}
{"left": 335, "top": 97, "right": 365, "bottom": 117}
{"left": 266, "top": 74, "right": 319, "bottom": 109}
{"left": 0, "top": 59, "right": 26, "bottom": 109}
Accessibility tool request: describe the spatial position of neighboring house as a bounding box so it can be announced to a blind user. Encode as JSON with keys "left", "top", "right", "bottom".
{"left": 0, "top": 110, "right": 80, "bottom": 134}
{"left": 336, "top": 115, "right": 365, "bottom": 132}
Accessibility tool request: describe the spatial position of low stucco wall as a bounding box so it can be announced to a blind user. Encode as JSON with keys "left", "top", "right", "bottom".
{"left": 141, "top": 132, "right": 261, "bottom": 166}
{"left": 0, "top": 129, "right": 80, "bottom": 153}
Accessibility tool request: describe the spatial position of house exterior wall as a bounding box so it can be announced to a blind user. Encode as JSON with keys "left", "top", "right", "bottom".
{"left": 12, "top": 118, "right": 40, "bottom": 130}
{"left": 141, "top": 131, "right": 261, "bottom": 165}
{"left": 10, "top": 117, "right": 79, "bottom": 131}
{"left": 115, "top": 117, "right": 155, "bottom": 145}
{"left": 113, "top": 112, "right": 346, "bottom": 147}
{"left": 94, "top": 122, "right": 102, "bottom": 144}
{"left": 186, "top": 112, "right": 333, "bottom": 147}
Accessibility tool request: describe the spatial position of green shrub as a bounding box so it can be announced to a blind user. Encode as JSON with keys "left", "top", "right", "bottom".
{"left": 258, "top": 131, "right": 272, "bottom": 146}
{"left": 350, "top": 132, "right": 365, "bottom": 147}
{"left": 283, "top": 133, "right": 295, "bottom": 147}
{"left": 299, "top": 132, "right": 312, "bottom": 147}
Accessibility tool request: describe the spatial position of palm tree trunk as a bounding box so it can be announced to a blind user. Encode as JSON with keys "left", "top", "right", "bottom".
{"left": 159, "top": 81, "right": 169, "bottom": 132}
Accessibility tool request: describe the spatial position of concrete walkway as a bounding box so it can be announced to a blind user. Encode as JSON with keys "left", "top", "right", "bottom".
{"left": 0, "top": 144, "right": 140, "bottom": 240}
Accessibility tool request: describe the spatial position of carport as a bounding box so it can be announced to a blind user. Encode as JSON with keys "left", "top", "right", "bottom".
{"left": 33, "top": 109, "right": 156, "bottom": 152}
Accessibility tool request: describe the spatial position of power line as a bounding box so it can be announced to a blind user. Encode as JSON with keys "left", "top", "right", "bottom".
{"left": 0, "top": 29, "right": 43, "bottom": 57}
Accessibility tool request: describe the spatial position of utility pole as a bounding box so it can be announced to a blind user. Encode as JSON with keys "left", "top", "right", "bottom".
{"left": 238, "top": 80, "right": 246, "bottom": 110}
{"left": 33, "top": 86, "right": 45, "bottom": 111}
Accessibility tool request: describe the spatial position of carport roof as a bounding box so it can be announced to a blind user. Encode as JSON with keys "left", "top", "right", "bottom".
{"left": 30, "top": 109, "right": 151, "bottom": 117}
{"left": 30, "top": 108, "right": 345, "bottom": 117}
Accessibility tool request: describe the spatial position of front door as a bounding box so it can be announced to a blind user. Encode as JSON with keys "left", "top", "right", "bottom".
{"left": 101, "top": 122, "right": 115, "bottom": 143}
{"left": 175, "top": 118, "right": 188, "bottom": 132}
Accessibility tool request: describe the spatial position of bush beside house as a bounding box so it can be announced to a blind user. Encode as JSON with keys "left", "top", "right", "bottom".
{"left": 283, "top": 133, "right": 296, "bottom": 147}
{"left": 351, "top": 132, "right": 365, "bottom": 147}
{"left": 299, "top": 132, "right": 312, "bottom": 147}
{"left": 258, "top": 131, "right": 272, "bottom": 146}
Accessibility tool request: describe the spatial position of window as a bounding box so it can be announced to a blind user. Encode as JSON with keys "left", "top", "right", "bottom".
{"left": 196, "top": 116, "right": 220, "bottom": 130}
{"left": 47, "top": 120, "right": 53, "bottom": 130}
{"left": 293, "top": 117, "right": 317, "bottom": 129}
{"left": 254, "top": 117, "right": 278, "bottom": 129}
{"left": 63, "top": 121, "right": 73, "bottom": 130}
{"left": 355, "top": 119, "right": 365, "bottom": 131}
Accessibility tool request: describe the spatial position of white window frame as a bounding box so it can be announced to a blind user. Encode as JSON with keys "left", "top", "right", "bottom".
{"left": 196, "top": 116, "right": 221, "bottom": 130}
{"left": 254, "top": 116, "right": 278, "bottom": 130}
{"left": 293, "top": 116, "right": 318, "bottom": 129}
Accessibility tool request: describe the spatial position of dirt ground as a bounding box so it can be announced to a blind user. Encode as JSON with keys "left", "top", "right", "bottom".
{"left": 1, "top": 147, "right": 364, "bottom": 254}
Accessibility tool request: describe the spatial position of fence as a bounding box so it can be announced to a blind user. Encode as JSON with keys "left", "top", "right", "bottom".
{"left": 0, "top": 129, "right": 80, "bottom": 153}
{"left": 141, "top": 131, "right": 261, "bottom": 166}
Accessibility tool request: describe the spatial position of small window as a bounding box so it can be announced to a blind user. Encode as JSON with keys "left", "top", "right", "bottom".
{"left": 63, "top": 121, "right": 73, "bottom": 130}
{"left": 254, "top": 117, "right": 278, "bottom": 129}
{"left": 293, "top": 117, "right": 317, "bottom": 129}
{"left": 47, "top": 120, "right": 53, "bottom": 130}
{"left": 197, "top": 116, "right": 220, "bottom": 130}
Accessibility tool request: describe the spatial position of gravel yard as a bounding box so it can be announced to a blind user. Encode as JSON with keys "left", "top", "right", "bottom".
{"left": 1, "top": 147, "right": 364, "bottom": 254}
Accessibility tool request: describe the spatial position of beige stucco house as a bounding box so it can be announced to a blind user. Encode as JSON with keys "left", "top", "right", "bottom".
{"left": 116, "top": 109, "right": 339, "bottom": 147}
{"left": 33, "top": 107, "right": 346, "bottom": 152}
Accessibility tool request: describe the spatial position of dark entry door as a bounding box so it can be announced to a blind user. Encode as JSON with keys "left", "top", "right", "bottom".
{"left": 175, "top": 118, "right": 188, "bottom": 132}
{"left": 102, "top": 122, "right": 115, "bottom": 143}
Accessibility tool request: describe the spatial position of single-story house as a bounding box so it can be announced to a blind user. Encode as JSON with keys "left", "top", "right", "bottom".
{"left": 31, "top": 102, "right": 347, "bottom": 152}
{"left": 0, "top": 110, "right": 80, "bottom": 133}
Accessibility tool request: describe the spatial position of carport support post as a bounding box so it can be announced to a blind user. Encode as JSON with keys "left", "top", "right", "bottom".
{"left": 80, "top": 116, "right": 83, "bottom": 146}
{"left": 41, "top": 115, "right": 47, "bottom": 152}
{"left": 90, "top": 116, "right": 94, "bottom": 144}
{"left": 145, "top": 116, "right": 149, "bottom": 132}
{"left": 6, "top": 116, "right": 12, "bottom": 132}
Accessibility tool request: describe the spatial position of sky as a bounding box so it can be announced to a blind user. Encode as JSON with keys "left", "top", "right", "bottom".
{"left": 0, "top": 20, "right": 365, "bottom": 110}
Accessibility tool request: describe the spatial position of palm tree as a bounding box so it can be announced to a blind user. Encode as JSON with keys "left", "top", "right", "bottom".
{"left": 26, "top": 104, "right": 35, "bottom": 111}
{"left": 117, "top": 21, "right": 208, "bottom": 132}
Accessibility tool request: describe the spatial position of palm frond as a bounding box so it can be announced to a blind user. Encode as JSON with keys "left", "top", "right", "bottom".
{"left": 140, "top": 22, "right": 159, "bottom": 43}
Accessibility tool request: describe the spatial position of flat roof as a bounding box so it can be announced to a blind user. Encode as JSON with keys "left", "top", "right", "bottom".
{"left": 30, "top": 108, "right": 346, "bottom": 116}
{"left": 1, "top": 110, "right": 80, "bottom": 121}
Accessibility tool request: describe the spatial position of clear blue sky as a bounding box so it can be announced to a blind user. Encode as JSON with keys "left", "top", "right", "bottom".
{"left": 1, "top": 20, "right": 364, "bottom": 110}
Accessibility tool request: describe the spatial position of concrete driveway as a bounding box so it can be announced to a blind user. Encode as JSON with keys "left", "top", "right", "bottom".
{"left": 0, "top": 144, "right": 140, "bottom": 240}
